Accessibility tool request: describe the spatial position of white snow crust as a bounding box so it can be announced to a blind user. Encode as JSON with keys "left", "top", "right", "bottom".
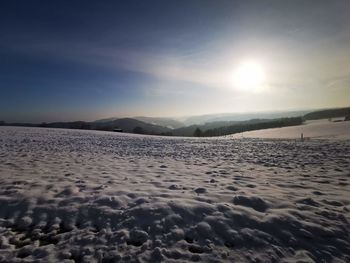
{"left": 0, "top": 127, "right": 349, "bottom": 262}
{"left": 229, "top": 119, "right": 350, "bottom": 140}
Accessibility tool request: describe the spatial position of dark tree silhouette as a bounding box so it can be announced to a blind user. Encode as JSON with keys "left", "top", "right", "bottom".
{"left": 193, "top": 127, "right": 203, "bottom": 137}
{"left": 133, "top": 126, "right": 144, "bottom": 134}
{"left": 203, "top": 117, "right": 303, "bottom": 137}
{"left": 304, "top": 107, "right": 350, "bottom": 120}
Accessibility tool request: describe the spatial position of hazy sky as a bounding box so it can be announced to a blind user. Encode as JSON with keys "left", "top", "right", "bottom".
{"left": 1, "top": 0, "right": 349, "bottom": 122}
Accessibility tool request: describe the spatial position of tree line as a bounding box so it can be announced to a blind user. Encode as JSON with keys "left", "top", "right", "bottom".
{"left": 192, "top": 117, "right": 303, "bottom": 137}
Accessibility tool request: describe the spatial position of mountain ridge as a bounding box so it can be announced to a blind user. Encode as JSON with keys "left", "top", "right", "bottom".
{"left": 1, "top": 107, "right": 349, "bottom": 137}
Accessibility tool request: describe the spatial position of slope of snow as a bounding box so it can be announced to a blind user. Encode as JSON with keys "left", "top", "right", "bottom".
{"left": 0, "top": 126, "right": 349, "bottom": 262}
{"left": 229, "top": 119, "right": 350, "bottom": 140}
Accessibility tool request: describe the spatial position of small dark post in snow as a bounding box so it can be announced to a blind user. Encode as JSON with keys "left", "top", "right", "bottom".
{"left": 301, "top": 133, "right": 304, "bottom": 142}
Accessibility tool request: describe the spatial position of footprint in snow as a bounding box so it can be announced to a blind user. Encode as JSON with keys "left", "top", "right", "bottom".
{"left": 169, "top": 185, "right": 181, "bottom": 190}
{"left": 226, "top": 186, "right": 238, "bottom": 191}
{"left": 194, "top": 188, "right": 206, "bottom": 194}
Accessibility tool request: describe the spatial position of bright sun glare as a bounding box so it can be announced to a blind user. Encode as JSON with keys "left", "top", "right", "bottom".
{"left": 232, "top": 61, "right": 265, "bottom": 92}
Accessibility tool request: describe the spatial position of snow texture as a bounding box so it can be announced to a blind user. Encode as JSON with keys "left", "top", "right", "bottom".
{"left": 0, "top": 126, "right": 349, "bottom": 262}
{"left": 230, "top": 119, "right": 350, "bottom": 140}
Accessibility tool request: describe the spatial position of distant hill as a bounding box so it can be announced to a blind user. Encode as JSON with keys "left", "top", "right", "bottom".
{"left": 171, "top": 120, "right": 241, "bottom": 136}
{"left": 171, "top": 118, "right": 288, "bottom": 137}
{"left": 4, "top": 118, "right": 171, "bottom": 135}
{"left": 181, "top": 110, "right": 311, "bottom": 125}
{"left": 202, "top": 117, "right": 303, "bottom": 137}
{"left": 93, "top": 117, "right": 119, "bottom": 123}
{"left": 91, "top": 118, "right": 172, "bottom": 134}
{"left": 2, "top": 107, "right": 348, "bottom": 137}
{"left": 42, "top": 121, "right": 92, "bottom": 129}
{"left": 134, "top": 117, "right": 184, "bottom": 129}
{"left": 303, "top": 107, "right": 350, "bottom": 120}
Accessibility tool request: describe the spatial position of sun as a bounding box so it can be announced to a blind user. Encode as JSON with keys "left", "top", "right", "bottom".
{"left": 231, "top": 60, "right": 265, "bottom": 92}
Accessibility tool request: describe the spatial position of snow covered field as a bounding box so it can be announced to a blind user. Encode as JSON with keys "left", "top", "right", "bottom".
{"left": 230, "top": 119, "right": 350, "bottom": 140}
{"left": 0, "top": 126, "right": 349, "bottom": 263}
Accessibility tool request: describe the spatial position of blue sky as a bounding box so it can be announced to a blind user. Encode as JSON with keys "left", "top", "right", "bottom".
{"left": 1, "top": 0, "right": 350, "bottom": 122}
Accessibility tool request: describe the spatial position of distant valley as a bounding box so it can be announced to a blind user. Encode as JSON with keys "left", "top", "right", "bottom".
{"left": 1, "top": 107, "right": 349, "bottom": 137}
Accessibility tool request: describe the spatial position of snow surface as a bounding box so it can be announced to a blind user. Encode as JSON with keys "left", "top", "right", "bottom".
{"left": 230, "top": 119, "right": 350, "bottom": 140}
{"left": 0, "top": 126, "right": 349, "bottom": 263}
